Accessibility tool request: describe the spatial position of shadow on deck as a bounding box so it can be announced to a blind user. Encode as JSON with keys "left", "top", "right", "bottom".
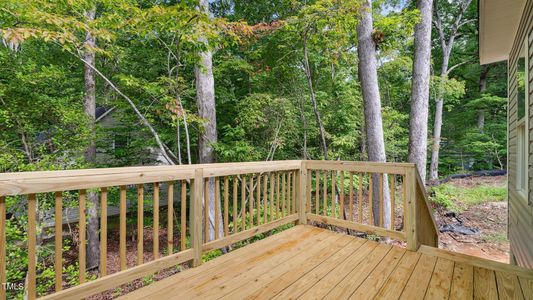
{"left": 119, "top": 225, "right": 533, "bottom": 300}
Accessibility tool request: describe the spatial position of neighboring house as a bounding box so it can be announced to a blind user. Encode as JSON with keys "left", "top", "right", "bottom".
{"left": 479, "top": 0, "right": 533, "bottom": 268}
{"left": 95, "top": 106, "right": 170, "bottom": 166}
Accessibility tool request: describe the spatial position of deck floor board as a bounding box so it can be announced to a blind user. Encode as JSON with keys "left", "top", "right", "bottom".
{"left": 118, "top": 225, "right": 532, "bottom": 300}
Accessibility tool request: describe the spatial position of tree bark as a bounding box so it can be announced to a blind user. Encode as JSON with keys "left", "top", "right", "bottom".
{"left": 408, "top": 0, "right": 433, "bottom": 184}
{"left": 356, "top": 0, "right": 391, "bottom": 228}
{"left": 82, "top": 7, "right": 100, "bottom": 270}
{"left": 195, "top": 0, "right": 223, "bottom": 240}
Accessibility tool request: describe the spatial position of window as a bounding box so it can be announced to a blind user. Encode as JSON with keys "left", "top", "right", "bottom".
{"left": 516, "top": 42, "right": 528, "bottom": 198}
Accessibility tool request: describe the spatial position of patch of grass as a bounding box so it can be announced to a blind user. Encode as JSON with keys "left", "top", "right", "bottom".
{"left": 481, "top": 232, "right": 508, "bottom": 243}
{"left": 430, "top": 184, "right": 507, "bottom": 212}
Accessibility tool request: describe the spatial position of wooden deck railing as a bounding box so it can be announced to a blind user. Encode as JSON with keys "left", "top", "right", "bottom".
{"left": 0, "top": 160, "right": 437, "bottom": 300}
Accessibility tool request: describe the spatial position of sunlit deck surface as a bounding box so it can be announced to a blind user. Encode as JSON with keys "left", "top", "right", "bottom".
{"left": 120, "top": 225, "right": 533, "bottom": 300}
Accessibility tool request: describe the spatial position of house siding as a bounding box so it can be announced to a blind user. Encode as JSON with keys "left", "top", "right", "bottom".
{"left": 508, "top": 0, "right": 533, "bottom": 269}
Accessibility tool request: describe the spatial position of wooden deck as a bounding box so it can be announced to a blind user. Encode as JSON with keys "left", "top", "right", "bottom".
{"left": 119, "top": 225, "right": 533, "bottom": 300}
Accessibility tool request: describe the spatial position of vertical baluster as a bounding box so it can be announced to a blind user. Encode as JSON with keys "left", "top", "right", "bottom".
{"left": 191, "top": 169, "right": 203, "bottom": 267}
{"left": 249, "top": 175, "right": 254, "bottom": 227}
{"left": 292, "top": 171, "right": 297, "bottom": 214}
{"left": 241, "top": 176, "right": 246, "bottom": 231}
{"left": 285, "top": 172, "right": 290, "bottom": 216}
{"left": 256, "top": 174, "right": 261, "bottom": 224}
{"left": 299, "top": 165, "right": 308, "bottom": 224}
{"left": 54, "top": 192, "right": 62, "bottom": 291}
{"left": 79, "top": 190, "right": 86, "bottom": 284}
{"left": 215, "top": 177, "right": 220, "bottom": 240}
{"left": 315, "top": 170, "right": 320, "bottom": 214}
{"left": 306, "top": 169, "right": 312, "bottom": 213}
{"left": 233, "top": 177, "right": 238, "bottom": 233}
{"left": 289, "top": 172, "right": 293, "bottom": 215}
{"left": 263, "top": 174, "right": 268, "bottom": 224}
{"left": 167, "top": 183, "right": 174, "bottom": 255}
{"left": 281, "top": 172, "right": 286, "bottom": 217}
{"left": 331, "top": 172, "right": 336, "bottom": 218}
{"left": 358, "top": 174, "right": 363, "bottom": 223}
{"left": 390, "top": 175, "right": 395, "bottom": 231}
{"left": 369, "top": 175, "right": 373, "bottom": 225}
{"left": 0, "top": 196, "right": 6, "bottom": 300}
{"left": 120, "top": 186, "right": 127, "bottom": 270}
{"left": 181, "top": 181, "right": 187, "bottom": 251}
{"left": 224, "top": 177, "right": 229, "bottom": 237}
{"left": 153, "top": 183, "right": 159, "bottom": 260}
{"left": 284, "top": 172, "right": 291, "bottom": 216}
{"left": 28, "top": 194, "right": 37, "bottom": 300}
{"left": 269, "top": 173, "right": 274, "bottom": 222}
{"left": 322, "top": 171, "right": 327, "bottom": 216}
{"left": 340, "top": 171, "right": 345, "bottom": 220}
{"left": 204, "top": 179, "right": 209, "bottom": 242}
{"left": 137, "top": 185, "right": 144, "bottom": 265}
{"left": 402, "top": 175, "right": 407, "bottom": 230}
{"left": 100, "top": 188, "right": 108, "bottom": 275}
{"left": 379, "top": 174, "right": 384, "bottom": 227}
{"left": 349, "top": 172, "right": 354, "bottom": 221}
{"left": 276, "top": 173, "right": 280, "bottom": 219}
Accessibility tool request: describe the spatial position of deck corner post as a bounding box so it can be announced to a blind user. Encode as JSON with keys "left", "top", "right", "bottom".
{"left": 405, "top": 167, "right": 419, "bottom": 251}
{"left": 190, "top": 168, "right": 204, "bottom": 267}
{"left": 298, "top": 161, "right": 308, "bottom": 225}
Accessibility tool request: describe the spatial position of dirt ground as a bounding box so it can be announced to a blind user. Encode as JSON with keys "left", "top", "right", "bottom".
{"left": 433, "top": 176, "right": 509, "bottom": 263}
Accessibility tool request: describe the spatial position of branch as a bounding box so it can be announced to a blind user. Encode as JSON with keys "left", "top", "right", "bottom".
{"left": 448, "top": 0, "right": 474, "bottom": 43}
{"left": 446, "top": 60, "right": 471, "bottom": 75}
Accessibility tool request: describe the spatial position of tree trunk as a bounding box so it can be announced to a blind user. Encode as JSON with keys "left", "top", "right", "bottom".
{"left": 477, "top": 111, "right": 485, "bottom": 131}
{"left": 303, "top": 34, "right": 329, "bottom": 159}
{"left": 429, "top": 52, "right": 449, "bottom": 181}
{"left": 356, "top": 0, "right": 391, "bottom": 228}
{"left": 82, "top": 7, "right": 100, "bottom": 270}
{"left": 477, "top": 65, "right": 490, "bottom": 132}
{"left": 408, "top": 0, "right": 433, "bottom": 184}
{"left": 195, "top": 0, "right": 223, "bottom": 241}
{"left": 174, "top": 37, "right": 192, "bottom": 164}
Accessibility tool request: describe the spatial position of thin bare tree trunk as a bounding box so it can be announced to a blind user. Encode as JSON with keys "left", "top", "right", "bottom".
{"left": 195, "top": 0, "right": 223, "bottom": 240}
{"left": 429, "top": 0, "right": 473, "bottom": 181}
{"left": 356, "top": 0, "right": 390, "bottom": 228}
{"left": 82, "top": 7, "right": 99, "bottom": 270}
{"left": 303, "top": 33, "right": 329, "bottom": 159}
{"left": 174, "top": 37, "right": 192, "bottom": 164}
{"left": 408, "top": 0, "right": 433, "bottom": 184}
{"left": 477, "top": 65, "right": 490, "bottom": 132}
{"left": 176, "top": 118, "right": 182, "bottom": 164}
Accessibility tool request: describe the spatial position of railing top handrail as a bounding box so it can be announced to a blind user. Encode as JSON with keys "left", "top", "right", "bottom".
{"left": 0, "top": 160, "right": 419, "bottom": 197}
{"left": 0, "top": 161, "right": 303, "bottom": 196}
{"left": 305, "top": 160, "right": 415, "bottom": 175}
{"left": 0, "top": 160, "right": 304, "bottom": 180}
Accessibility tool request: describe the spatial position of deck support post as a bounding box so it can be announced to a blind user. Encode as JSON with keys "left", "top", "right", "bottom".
{"left": 405, "top": 167, "right": 419, "bottom": 251}
{"left": 298, "top": 161, "right": 308, "bottom": 224}
{"left": 191, "top": 168, "right": 204, "bottom": 267}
